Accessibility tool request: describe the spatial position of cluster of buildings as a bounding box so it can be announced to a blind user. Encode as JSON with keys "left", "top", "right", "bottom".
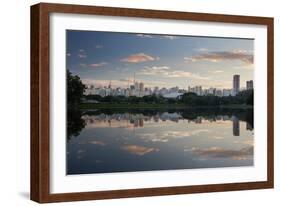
{"left": 187, "top": 75, "right": 253, "bottom": 97}
{"left": 84, "top": 74, "right": 253, "bottom": 98}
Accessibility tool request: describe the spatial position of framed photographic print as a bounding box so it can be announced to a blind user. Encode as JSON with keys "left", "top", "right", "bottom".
{"left": 31, "top": 3, "right": 274, "bottom": 203}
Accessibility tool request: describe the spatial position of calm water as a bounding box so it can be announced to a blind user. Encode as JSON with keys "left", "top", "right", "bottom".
{"left": 67, "top": 109, "right": 254, "bottom": 175}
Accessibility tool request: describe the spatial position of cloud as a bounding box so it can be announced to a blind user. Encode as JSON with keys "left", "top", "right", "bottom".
{"left": 66, "top": 53, "right": 71, "bottom": 57}
{"left": 79, "top": 63, "right": 87, "bottom": 67}
{"left": 195, "top": 48, "right": 208, "bottom": 52}
{"left": 140, "top": 66, "right": 170, "bottom": 75}
{"left": 89, "top": 62, "right": 108, "bottom": 68}
{"left": 78, "top": 49, "right": 87, "bottom": 58}
{"left": 119, "top": 79, "right": 128, "bottom": 81}
{"left": 95, "top": 45, "right": 103, "bottom": 49}
{"left": 121, "top": 53, "right": 157, "bottom": 63}
{"left": 188, "top": 146, "right": 253, "bottom": 160}
{"left": 163, "top": 35, "right": 178, "bottom": 40}
{"left": 136, "top": 34, "right": 178, "bottom": 40}
{"left": 121, "top": 145, "right": 159, "bottom": 156}
{"left": 140, "top": 66, "right": 209, "bottom": 80}
{"left": 234, "top": 64, "right": 254, "bottom": 70}
{"left": 185, "top": 50, "right": 253, "bottom": 64}
{"left": 78, "top": 54, "right": 87, "bottom": 58}
{"left": 136, "top": 34, "right": 153, "bottom": 38}
{"left": 209, "top": 70, "right": 224, "bottom": 74}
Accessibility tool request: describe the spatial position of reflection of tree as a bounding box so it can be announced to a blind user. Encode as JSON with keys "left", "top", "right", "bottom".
{"left": 245, "top": 109, "right": 254, "bottom": 130}
{"left": 67, "top": 108, "right": 86, "bottom": 141}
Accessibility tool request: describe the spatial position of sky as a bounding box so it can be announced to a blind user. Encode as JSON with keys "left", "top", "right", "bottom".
{"left": 66, "top": 30, "right": 254, "bottom": 90}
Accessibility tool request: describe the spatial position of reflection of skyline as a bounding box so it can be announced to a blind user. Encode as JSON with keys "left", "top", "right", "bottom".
{"left": 82, "top": 112, "right": 253, "bottom": 136}
{"left": 232, "top": 116, "right": 240, "bottom": 136}
{"left": 67, "top": 110, "right": 254, "bottom": 174}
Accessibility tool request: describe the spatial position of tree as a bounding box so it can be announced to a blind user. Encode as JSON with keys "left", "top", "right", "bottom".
{"left": 67, "top": 70, "right": 86, "bottom": 107}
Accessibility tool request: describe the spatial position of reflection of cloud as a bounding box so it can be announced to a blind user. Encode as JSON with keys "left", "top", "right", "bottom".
{"left": 235, "top": 139, "right": 254, "bottom": 146}
{"left": 89, "top": 140, "right": 107, "bottom": 146}
{"left": 121, "top": 145, "right": 159, "bottom": 155}
{"left": 211, "top": 136, "right": 224, "bottom": 140}
{"left": 66, "top": 53, "right": 71, "bottom": 57}
{"left": 140, "top": 66, "right": 209, "bottom": 80}
{"left": 243, "top": 140, "right": 254, "bottom": 146}
{"left": 121, "top": 53, "right": 156, "bottom": 63}
{"left": 185, "top": 50, "right": 253, "bottom": 64}
{"left": 76, "top": 149, "right": 86, "bottom": 159}
{"left": 188, "top": 146, "right": 253, "bottom": 160}
{"left": 77, "top": 149, "right": 85, "bottom": 154}
{"left": 140, "top": 129, "right": 209, "bottom": 142}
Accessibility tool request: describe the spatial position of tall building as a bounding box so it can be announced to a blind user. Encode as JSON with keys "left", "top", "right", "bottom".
{"left": 246, "top": 80, "right": 253, "bottom": 90}
{"left": 134, "top": 82, "right": 139, "bottom": 91}
{"left": 139, "top": 82, "right": 144, "bottom": 92}
{"left": 233, "top": 75, "right": 240, "bottom": 96}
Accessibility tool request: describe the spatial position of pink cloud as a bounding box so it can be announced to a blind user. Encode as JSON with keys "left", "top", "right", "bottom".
{"left": 121, "top": 53, "right": 157, "bottom": 63}
{"left": 185, "top": 50, "right": 253, "bottom": 64}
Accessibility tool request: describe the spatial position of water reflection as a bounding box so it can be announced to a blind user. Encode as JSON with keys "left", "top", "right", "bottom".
{"left": 67, "top": 109, "right": 254, "bottom": 174}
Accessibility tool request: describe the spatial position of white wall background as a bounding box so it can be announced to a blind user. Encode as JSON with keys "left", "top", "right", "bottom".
{"left": 0, "top": 0, "right": 279, "bottom": 205}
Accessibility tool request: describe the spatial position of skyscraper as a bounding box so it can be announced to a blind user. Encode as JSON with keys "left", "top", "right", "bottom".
{"left": 134, "top": 82, "right": 139, "bottom": 91}
{"left": 246, "top": 80, "right": 253, "bottom": 90}
{"left": 139, "top": 82, "right": 144, "bottom": 92}
{"left": 233, "top": 75, "right": 240, "bottom": 96}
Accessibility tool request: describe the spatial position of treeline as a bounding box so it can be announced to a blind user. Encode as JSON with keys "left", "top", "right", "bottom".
{"left": 84, "top": 90, "right": 253, "bottom": 106}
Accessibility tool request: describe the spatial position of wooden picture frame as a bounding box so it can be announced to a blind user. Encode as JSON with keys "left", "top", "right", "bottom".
{"left": 31, "top": 2, "right": 274, "bottom": 203}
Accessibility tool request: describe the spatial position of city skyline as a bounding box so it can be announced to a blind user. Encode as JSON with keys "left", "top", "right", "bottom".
{"left": 84, "top": 73, "right": 252, "bottom": 98}
{"left": 66, "top": 30, "right": 254, "bottom": 90}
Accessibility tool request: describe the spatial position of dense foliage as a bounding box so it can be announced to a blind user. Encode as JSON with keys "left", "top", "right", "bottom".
{"left": 67, "top": 70, "right": 86, "bottom": 107}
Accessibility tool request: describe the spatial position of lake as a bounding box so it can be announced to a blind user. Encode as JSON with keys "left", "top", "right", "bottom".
{"left": 67, "top": 108, "right": 254, "bottom": 175}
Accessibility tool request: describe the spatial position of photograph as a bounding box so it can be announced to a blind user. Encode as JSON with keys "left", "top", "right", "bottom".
{"left": 66, "top": 30, "right": 254, "bottom": 175}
